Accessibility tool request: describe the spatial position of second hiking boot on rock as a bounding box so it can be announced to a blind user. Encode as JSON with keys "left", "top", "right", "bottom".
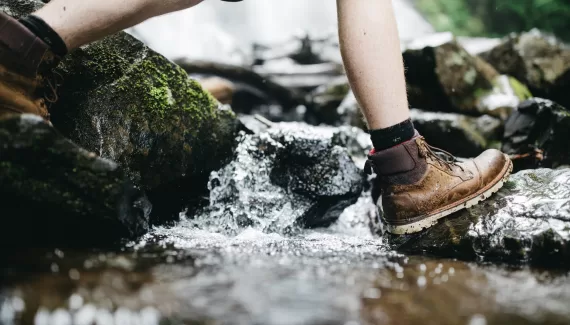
{"left": 365, "top": 132, "right": 513, "bottom": 235}
{"left": 0, "top": 12, "right": 61, "bottom": 121}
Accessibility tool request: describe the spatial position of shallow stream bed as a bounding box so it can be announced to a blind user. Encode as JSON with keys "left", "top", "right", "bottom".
{"left": 2, "top": 221, "right": 570, "bottom": 325}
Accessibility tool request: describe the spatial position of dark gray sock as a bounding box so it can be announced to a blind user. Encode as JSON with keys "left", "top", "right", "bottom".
{"left": 369, "top": 118, "right": 415, "bottom": 151}
{"left": 19, "top": 15, "right": 67, "bottom": 57}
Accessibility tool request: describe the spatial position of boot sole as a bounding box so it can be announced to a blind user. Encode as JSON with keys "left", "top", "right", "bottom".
{"left": 384, "top": 155, "right": 514, "bottom": 235}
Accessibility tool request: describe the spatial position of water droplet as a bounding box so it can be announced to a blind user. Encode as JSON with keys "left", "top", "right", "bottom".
{"left": 54, "top": 249, "right": 64, "bottom": 258}
{"left": 69, "top": 294, "right": 83, "bottom": 310}
{"left": 417, "top": 275, "right": 427, "bottom": 287}
{"left": 50, "top": 308, "right": 72, "bottom": 325}
{"left": 11, "top": 297, "right": 25, "bottom": 312}
{"left": 363, "top": 288, "right": 381, "bottom": 299}
{"left": 34, "top": 307, "right": 50, "bottom": 325}
{"left": 140, "top": 307, "right": 161, "bottom": 325}
{"left": 468, "top": 314, "right": 487, "bottom": 325}
{"left": 74, "top": 304, "right": 97, "bottom": 325}
{"left": 448, "top": 267, "right": 455, "bottom": 275}
{"left": 50, "top": 263, "right": 59, "bottom": 273}
{"left": 95, "top": 308, "right": 114, "bottom": 325}
{"left": 419, "top": 264, "right": 427, "bottom": 273}
{"left": 69, "top": 269, "right": 80, "bottom": 280}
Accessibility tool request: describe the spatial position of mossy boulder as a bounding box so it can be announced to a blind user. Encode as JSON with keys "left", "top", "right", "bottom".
{"left": 50, "top": 33, "right": 238, "bottom": 193}
{"left": 0, "top": 115, "right": 151, "bottom": 245}
{"left": 387, "top": 168, "right": 570, "bottom": 268}
{"left": 403, "top": 34, "right": 532, "bottom": 119}
{"left": 480, "top": 30, "right": 570, "bottom": 109}
{"left": 502, "top": 98, "right": 570, "bottom": 171}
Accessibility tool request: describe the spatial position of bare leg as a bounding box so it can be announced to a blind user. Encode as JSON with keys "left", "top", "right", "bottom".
{"left": 33, "top": 0, "right": 204, "bottom": 50}
{"left": 336, "top": 0, "right": 409, "bottom": 130}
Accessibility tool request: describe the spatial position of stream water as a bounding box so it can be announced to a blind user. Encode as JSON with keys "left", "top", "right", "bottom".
{"left": 2, "top": 208, "right": 570, "bottom": 325}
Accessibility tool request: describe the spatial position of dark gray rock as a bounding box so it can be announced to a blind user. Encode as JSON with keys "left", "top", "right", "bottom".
{"left": 480, "top": 30, "right": 570, "bottom": 109}
{"left": 403, "top": 34, "right": 532, "bottom": 119}
{"left": 306, "top": 77, "right": 351, "bottom": 125}
{"left": 411, "top": 108, "right": 503, "bottom": 158}
{"left": 192, "top": 123, "right": 365, "bottom": 235}
{"left": 388, "top": 168, "right": 570, "bottom": 268}
{"left": 503, "top": 98, "right": 570, "bottom": 171}
{"left": 0, "top": 115, "right": 151, "bottom": 245}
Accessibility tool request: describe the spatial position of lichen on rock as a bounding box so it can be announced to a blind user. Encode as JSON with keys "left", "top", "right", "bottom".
{"left": 480, "top": 29, "right": 570, "bottom": 109}
{"left": 403, "top": 33, "right": 531, "bottom": 118}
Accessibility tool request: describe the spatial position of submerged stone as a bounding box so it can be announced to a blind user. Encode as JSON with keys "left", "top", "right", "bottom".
{"left": 403, "top": 33, "right": 532, "bottom": 119}
{"left": 192, "top": 123, "right": 364, "bottom": 235}
{"left": 502, "top": 98, "right": 570, "bottom": 170}
{"left": 480, "top": 30, "right": 570, "bottom": 109}
{"left": 0, "top": 115, "right": 151, "bottom": 245}
{"left": 388, "top": 168, "right": 570, "bottom": 268}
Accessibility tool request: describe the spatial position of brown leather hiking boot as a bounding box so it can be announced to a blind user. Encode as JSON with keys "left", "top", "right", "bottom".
{"left": 365, "top": 132, "right": 513, "bottom": 235}
{"left": 0, "top": 12, "right": 61, "bottom": 121}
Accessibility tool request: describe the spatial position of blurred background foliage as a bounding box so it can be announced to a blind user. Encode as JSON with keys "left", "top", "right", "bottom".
{"left": 414, "top": 0, "right": 570, "bottom": 41}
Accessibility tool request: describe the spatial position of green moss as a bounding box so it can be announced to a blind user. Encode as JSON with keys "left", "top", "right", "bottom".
{"left": 110, "top": 54, "right": 221, "bottom": 130}
{"left": 502, "top": 180, "right": 517, "bottom": 190}
{"left": 508, "top": 77, "right": 533, "bottom": 100}
{"left": 527, "top": 172, "right": 540, "bottom": 182}
{"left": 325, "top": 82, "right": 350, "bottom": 98}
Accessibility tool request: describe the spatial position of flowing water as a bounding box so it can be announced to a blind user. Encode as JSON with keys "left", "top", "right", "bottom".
{"left": 2, "top": 202, "right": 570, "bottom": 325}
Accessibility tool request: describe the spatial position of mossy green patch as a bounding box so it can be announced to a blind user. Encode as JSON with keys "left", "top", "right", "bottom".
{"left": 508, "top": 77, "right": 533, "bottom": 100}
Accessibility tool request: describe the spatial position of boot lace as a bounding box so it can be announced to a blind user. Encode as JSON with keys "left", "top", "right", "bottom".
{"left": 418, "top": 138, "right": 465, "bottom": 172}
{"left": 42, "top": 70, "right": 63, "bottom": 106}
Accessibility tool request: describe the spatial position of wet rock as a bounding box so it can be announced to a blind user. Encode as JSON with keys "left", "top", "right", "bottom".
{"left": 176, "top": 59, "right": 306, "bottom": 121}
{"left": 193, "top": 123, "right": 365, "bottom": 235}
{"left": 50, "top": 33, "right": 238, "bottom": 191}
{"left": 330, "top": 125, "right": 372, "bottom": 169}
{"left": 388, "top": 168, "right": 570, "bottom": 268}
{"left": 480, "top": 30, "right": 570, "bottom": 108}
{"left": 330, "top": 191, "right": 380, "bottom": 237}
{"left": 502, "top": 98, "right": 570, "bottom": 170}
{"left": 306, "top": 77, "right": 351, "bottom": 125}
{"left": 403, "top": 33, "right": 532, "bottom": 119}
{"left": 0, "top": 115, "right": 151, "bottom": 245}
{"left": 411, "top": 109, "right": 503, "bottom": 157}
{"left": 318, "top": 90, "right": 367, "bottom": 130}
